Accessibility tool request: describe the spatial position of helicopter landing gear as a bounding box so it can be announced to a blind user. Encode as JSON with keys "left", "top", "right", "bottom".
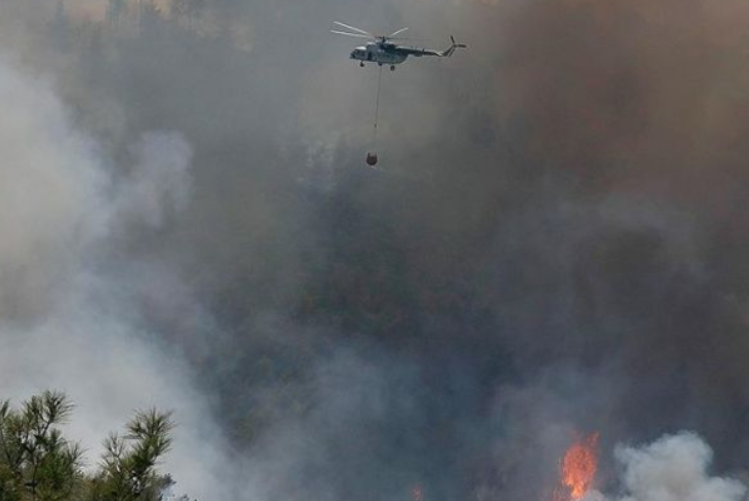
{"left": 390, "top": 65, "right": 396, "bottom": 71}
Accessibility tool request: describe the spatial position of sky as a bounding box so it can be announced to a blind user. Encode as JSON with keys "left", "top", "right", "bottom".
{"left": 1, "top": 0, "right": 749, "bottom": 500}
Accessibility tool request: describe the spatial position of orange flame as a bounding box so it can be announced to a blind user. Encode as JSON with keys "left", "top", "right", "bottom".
{"left": 559, "top": 433, "right": 599, "bottom": 500}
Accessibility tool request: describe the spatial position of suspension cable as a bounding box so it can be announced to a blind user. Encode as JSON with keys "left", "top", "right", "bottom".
{"left": 372, "top": 64, "right": 383, "bottom": 147}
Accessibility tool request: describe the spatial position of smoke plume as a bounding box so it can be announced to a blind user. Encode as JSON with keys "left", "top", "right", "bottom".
{"left": 0, "top": 52, "right": 230, "bottom": 499}
{"left": 585, "top": 433, "right": 747, "bottom": 501}
{"left": 1, "top": 1, "right": 749, "bottom": 500}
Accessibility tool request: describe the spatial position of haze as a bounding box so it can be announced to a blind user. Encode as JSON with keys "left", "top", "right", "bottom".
{"left": 1, "top": 1, "right": 749, "bottom": 500}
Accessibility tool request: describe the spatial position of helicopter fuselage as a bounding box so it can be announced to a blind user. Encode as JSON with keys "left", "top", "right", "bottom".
{"left": 350, "top": 42, "right": 408, "bottom": 66}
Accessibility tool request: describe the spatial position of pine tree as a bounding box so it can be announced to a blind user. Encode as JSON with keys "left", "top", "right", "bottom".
{"left": 0, "top": 391, "right": 82, "bottom": 501}
{"left": 0, "top": 393, "right": 181, "bottom": 501}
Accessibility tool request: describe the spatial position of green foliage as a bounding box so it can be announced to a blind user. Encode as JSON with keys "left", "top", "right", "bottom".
{"left": 92, "top": 410, "right": 174, "bottom": 501}
{"left": 0, "top": 391, "right": 81, "bottom": 501}
{"left": 0, "top": 392, "right": 181, "bottom": 501}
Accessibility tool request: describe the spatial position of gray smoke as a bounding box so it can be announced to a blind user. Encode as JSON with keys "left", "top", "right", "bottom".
{"left": 1, "top": 1, "right": 749, "bottom": 501}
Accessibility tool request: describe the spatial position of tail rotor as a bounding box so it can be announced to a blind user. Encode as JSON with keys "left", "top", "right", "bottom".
{"left": 442, "top": 36, "right": 467, "bottom": 57}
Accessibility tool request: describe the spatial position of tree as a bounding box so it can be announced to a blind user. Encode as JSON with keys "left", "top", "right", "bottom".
{"left": 0, "top": 391, "right": 82, "bottom": 501}
{"left": 91, "top": 410, "right": 174, "bottom": 501}
{"left": 0, "top": 392, "right": 179, "bottom": 501}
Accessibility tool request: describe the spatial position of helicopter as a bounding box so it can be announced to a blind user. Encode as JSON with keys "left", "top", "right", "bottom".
{"left": 331, "top": 22, "right": 466, "bottom": 71}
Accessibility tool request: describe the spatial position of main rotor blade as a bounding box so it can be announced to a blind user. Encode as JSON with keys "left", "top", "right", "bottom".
{"left": 331, "top": 30, "right": 373, "bottom": 39}
{"left": 389, "top": 37, "right": 432, "bottom": 42}
{"left": 389, "top": 27, "right": 409, "bottom": 38}
{"left": 334, "top": 22, "right": 372, "bottom": 36}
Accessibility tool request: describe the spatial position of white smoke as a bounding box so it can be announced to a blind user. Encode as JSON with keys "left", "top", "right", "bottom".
{"left": 0, "top": 55, "right": 107, "bottom": 315}
{"left": 615, "top": 433, "right": 746, "bottom": 501}
{"left": 0, "top": 55, "right": 231, "bottom": 500}
{"left": 584, "top": 433, "right": 746, "bottom": 501}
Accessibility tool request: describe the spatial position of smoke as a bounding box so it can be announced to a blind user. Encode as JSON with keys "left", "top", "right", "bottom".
{"left": 1, "top": 1, "right": 749, "bottom": 501}
{"left": 115, "top": 131, "right": 193, "bottom": 229}
{"left": 584, "top": 433, "right": 747, "bottom": 501}
{"left": 614, "top": 433, "right": 746, "bottom": 501}
{"left": 0, "top": 54, "right": 106, "bottom": 317}
{"left": 0, "top": 53, "right": 231, "bottom": 499}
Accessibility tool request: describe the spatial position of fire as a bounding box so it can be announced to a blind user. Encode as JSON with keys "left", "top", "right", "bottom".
{"left": 559, "top": 433, "right": 599, "bottom": 500}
